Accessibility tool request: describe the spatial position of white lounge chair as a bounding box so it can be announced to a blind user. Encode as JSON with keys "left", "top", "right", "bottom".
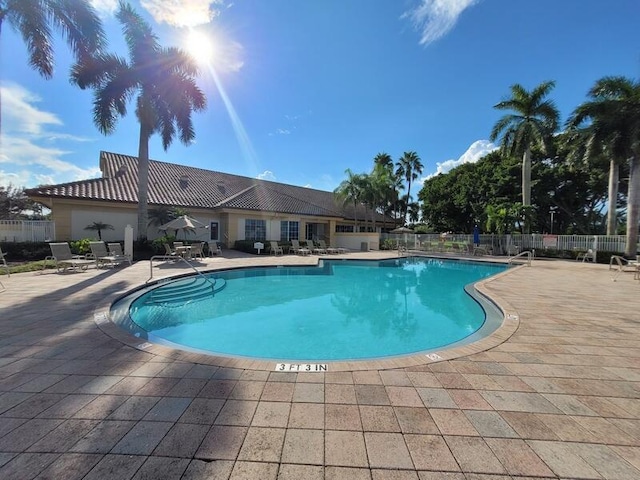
{"left": 89, "top": 241, "right": 129, "bottom": 268}
{"left": 609, "top": 255, "right": 639, "bottom": 281}
{"left": 577, "top": 249, "right": 596, "bottom": 262}
{"left": 289, "top": 240, "right": 309, "bottom": 256}
{"left": 0, "top": 245, "right": 9, "bottom": 277}
{"left": 270, "top": 241, "right": 284, "bottom": 256}
{"left": 306, "top": 240, "right": 326, "bottom": 255}
{"left": 107, "top": 243, "right": 132, "bottom": 264}
{"left": 318, "top": 240, "right": 339, "bottom": 254}
{"left": 47, "top": 242, "right": 95, "bottom": 272}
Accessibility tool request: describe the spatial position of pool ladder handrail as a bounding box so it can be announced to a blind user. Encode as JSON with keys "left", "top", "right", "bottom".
{"left": 508, "top": 250, "right": 533, "bottom": 267}
{"left": 147, "top": 254, "right": 217, "bottom": 290}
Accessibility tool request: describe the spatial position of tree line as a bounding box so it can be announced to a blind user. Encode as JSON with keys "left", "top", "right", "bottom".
{"left": 336, "top": 78, "right": 639, "bottom": 258}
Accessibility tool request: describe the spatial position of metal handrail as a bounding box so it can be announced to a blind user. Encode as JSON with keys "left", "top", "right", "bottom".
{"left": 508, "top": 250, "right": 533, "bottom": 267}
{"left": 148, "top": 254, "right": 217, "bottom": 289}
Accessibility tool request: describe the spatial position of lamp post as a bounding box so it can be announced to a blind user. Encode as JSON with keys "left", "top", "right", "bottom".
{"left": 549, "top": 208, "right": 556, "bottom": 234}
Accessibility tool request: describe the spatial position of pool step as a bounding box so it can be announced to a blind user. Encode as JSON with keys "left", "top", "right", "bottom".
{"left": 148, "top": 276, "right": 225, "bottom": 305}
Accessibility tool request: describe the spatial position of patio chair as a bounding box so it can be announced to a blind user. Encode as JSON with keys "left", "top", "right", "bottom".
{"left": 107, "top": 243, "right": 132, "bottom": 264}
{"left": 208, "top": 241, "right": 222, "bottom": 256}
{"left": 191, "top": 242, "right": 205, "bottom": 259}
{"left": 0, "top": 245, "right": 9, "bottom": 277}
{"left": 270, "top": 241, "right": 284, "bottom": 256}
{"left": 89, "top": 241, "right": 128, "bottom": 268}
{"left": 46, "top": 242, "right": 95, "bottom": 273}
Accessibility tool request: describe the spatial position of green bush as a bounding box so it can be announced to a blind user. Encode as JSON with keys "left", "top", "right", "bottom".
{"left": 380, "top": 239, "right": 396, "bottom": 250}
{"left": 0, "top": 242, "right": 50, "bottom": 261}
{"left": 151, "top": 234, "right": 176, "bottom": 254}
{"left": 69, "top": 238, "right": 91, "bottom": 255}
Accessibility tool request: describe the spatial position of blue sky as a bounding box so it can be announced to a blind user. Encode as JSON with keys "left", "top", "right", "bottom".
{"left": 1, "top": 0, "right": 639, "bottom": 195}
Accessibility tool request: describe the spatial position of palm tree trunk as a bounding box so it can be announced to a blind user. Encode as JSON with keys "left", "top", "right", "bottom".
{"left": 522, "top": 147, "right": 532, "bottom": 207}
{"left": 137, "top": 124, "right": 151, "bottom": 241}
{"left": 522, "top": 147, "right": 532, "bottom": 234}
{"left": 624, "top": 153, "right": 640, "bottom": 258}
{"left": 353, "top": 200, "right": 358, "bottom": 231}
{"left": 606, "top": 160, "right": 619, "bottom": 235}
{"left": 405, "top": 182, "right": 411, "bottom": 225}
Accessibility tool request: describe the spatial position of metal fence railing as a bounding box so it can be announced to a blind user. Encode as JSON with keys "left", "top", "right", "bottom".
{"left": 381, "top": 233, "right": 631, "bottom": 255}
{"left": 0, "top": 220, "right": 55, "bottom": 243}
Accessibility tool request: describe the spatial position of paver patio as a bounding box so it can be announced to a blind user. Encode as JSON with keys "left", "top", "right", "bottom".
{"left": 0, "top": 250, "right": 638, "bottom": 479}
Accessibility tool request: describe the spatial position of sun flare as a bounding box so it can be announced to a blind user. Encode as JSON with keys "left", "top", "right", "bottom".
{"left": 185, "top": 30, "right": 215, "bottom": 64}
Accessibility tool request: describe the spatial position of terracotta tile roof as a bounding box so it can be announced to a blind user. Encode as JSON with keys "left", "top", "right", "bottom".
{"left": 26, "top": 151, "right": 382, "bottom": 221}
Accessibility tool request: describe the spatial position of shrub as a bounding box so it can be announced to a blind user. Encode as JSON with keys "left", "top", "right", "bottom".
{"left": 69, "top": 238, "right": 91, "bottom": 255}
{"left": 0, "top": 242, "right": 50, "bottom": 261}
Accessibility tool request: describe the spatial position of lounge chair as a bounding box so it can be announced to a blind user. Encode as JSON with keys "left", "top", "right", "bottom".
{"left": 270, "top": 241, "right": 284, "bottom": 256}
{"left": 0, "top": 245, "right": 9, "bottom": 277}
{"left": 609, "top": 255, "right": 639, "bottom": 281}
{"left": 318, "top": 240, "right": 338, "bottom": 254}
{"left": 289, "top": 240, "right": 310, "bottom": 256}
{"left": 306, "top": 240, "right": 326, "bottom": 255}
{"left": 89, "top": 241, "right": 129, "bottom": 268}
{"left": 46, "top": 242, "right": 95, "bottom": 272}
{"left": 577, "top": 249, "right": 596, "bottom": 262}
{"left": 208, "top": 241, "right": 222, "bottom": 256}
{"left": 107, "top": 243, "right": 132, "bottom": 264}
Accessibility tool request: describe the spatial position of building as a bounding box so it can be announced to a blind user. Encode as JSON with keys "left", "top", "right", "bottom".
{"left": 26, "top": 151, "right": 385, "bottom": 248}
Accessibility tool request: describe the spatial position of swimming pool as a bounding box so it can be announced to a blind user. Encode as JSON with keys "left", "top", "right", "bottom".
{"left": 111, "top": 258, "right": 506, "bottom": 361}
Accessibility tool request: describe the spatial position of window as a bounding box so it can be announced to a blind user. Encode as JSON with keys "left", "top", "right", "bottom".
{"left": 280, "top": 221, "right": 299, "bottom": 241}
{"left": 245, "top": 219, "right": 266, "bottom": 241}
{"left": 209, "top": 222, "right": 219, "bottom": 241}
{"left": 336, "top": 225, "right": 354, "bottom": 233}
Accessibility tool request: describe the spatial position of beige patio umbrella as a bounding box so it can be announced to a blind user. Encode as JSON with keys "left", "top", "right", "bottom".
{"left": 158, "top": 215, "right": 208, "bottom": 239}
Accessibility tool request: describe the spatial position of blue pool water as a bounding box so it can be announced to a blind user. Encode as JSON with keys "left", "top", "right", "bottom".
{"left": 122, "top": 258, "right": 506, "bottom": 361}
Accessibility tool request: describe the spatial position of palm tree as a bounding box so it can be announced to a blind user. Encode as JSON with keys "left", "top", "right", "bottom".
{"left": 334, "top": 169, "right": 364, "bottom": 231}
{"left": 84, "top": 221, "right": 114, "bottom": 240}
{"left": 395, "top": 151, "right": 424, "bottom": 223}
{"left": 71, "top": 1, "right": 206, "bottom": 241}
{"left": 568, "top": 76, "right": 640, "bottom": 257}
{"left": 0, "top": 0, "right": 105, "bottom": 133}
{"left": 490, "top": 81, "right": 560, "bottom": 214}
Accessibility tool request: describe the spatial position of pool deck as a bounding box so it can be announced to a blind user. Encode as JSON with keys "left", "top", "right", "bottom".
{"left": 0, "top": 250, "right": 638, "bottom": 479}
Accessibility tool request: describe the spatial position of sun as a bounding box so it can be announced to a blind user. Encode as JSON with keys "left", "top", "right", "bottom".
{"left": 185, "top": 30, "right": 215, "bottom": 64}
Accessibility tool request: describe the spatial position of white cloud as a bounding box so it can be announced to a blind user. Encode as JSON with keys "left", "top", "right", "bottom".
{"left": 0, "top": 83, "right": 100, "bottom": 189}
{"left": 403, "top": 0, "right": 479, "bottom": 46}
{"left": 257, "top": 170, "right": 276, "bottom": 181}
{"left": 141, "top": 0, "right": 224, "bottom": 27}
{"left": 90, "top": 0, "right": 118, "bottom": 16}
{"left": 418, "top": 139, "right": 496, "bottom": 184}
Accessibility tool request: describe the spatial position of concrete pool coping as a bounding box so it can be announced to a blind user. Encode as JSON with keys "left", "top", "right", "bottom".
{"left": 94, "top": 252, "right": 520, "bottom": 372}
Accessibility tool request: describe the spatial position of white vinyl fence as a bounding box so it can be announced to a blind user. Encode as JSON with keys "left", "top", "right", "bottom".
{"left": 0, "top": 220, "right": 55, "bottom": 243}
{"left": 381, "top": 233, "right": 632, "bottom": 255}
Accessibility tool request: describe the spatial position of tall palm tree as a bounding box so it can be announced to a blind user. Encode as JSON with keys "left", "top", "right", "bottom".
{"left": 71, "top": 1, "right": 206, "bottom": 241}
{"left": 490, "top": 81, "right": 560, "bottom": 213}
{"left": 568, "top": 76, "right": 640, "bottom": 257}
{"left": 395, "top": 151, "right": 423, "bottom": 224}
{"left": 334, "top": 168, "right": 363, "bottom": 231}
{"left": 0, "top": 0, "right": 105, "bottom": 133}
{"left": 564, "top": 123, "right": 623, "bottom": 235}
